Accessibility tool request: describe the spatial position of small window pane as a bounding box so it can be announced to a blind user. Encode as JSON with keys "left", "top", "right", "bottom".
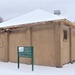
{"left": 63, "top": 30, "right": 67, "bottom": 40}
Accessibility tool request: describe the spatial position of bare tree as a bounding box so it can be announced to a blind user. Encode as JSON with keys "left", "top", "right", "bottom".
{"left": 0, "top": 17, "right": 3, "bottom": 23}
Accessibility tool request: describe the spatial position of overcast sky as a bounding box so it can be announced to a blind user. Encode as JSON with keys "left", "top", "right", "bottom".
{"left": 0, "top": 0, "right": 75, "bottom": 22}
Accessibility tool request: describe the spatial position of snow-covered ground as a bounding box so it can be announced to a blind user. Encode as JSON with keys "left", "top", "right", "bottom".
{"left": 0, "top": 62, "right": 75, "bottom": 75}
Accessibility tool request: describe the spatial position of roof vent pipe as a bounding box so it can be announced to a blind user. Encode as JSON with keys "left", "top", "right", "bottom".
{"left": 54, "top": 10, "right": 61, "bottom": 16}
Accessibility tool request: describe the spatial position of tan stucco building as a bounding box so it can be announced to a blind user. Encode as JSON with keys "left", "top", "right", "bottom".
{"left": 0, "top": 9, "right": 75, "bottom": 67}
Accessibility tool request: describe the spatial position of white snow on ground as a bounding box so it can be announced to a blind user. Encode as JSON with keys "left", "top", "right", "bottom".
{"left": 0, "top": 62, "right": 75, "bottom": 75}
{"left": 0, "top": 9, "right": 65, "bottom": 27}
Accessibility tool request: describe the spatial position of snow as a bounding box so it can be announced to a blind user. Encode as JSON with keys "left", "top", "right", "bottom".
{"left": 0, "top": 9, "right": 65, "bottom": 27}
{"left": 0, "top": 62, "right": 75, "bottom": 75}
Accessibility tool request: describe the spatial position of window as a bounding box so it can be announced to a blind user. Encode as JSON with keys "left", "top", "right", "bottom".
{"left": 63, "top": 30, "right": 67, "bottom": 40}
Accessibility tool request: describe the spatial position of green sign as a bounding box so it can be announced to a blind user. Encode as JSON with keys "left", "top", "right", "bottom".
{"left": 17, "top": 46, "right": 34, "bottom": 71}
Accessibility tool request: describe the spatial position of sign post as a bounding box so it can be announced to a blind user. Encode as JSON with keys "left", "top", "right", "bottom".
{"left": 17, "top": 46, "right": 34, "bottom": 71}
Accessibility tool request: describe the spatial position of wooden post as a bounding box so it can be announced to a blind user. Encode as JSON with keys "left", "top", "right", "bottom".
{"left": 30, "top": 27, "right": 32, "bottom": 46}
{"left": 69, "top": 28, "right": 72, "bottom": 63}
{"left": 54, "top": 22, "right": 62, "bottom": 67}
{"left": 4, "top": 32, "right": 9, "bottom": 62}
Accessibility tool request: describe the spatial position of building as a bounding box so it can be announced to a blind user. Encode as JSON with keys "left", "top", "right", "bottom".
{"left": 0, "top": 9, "right": 75, "bottom": 67}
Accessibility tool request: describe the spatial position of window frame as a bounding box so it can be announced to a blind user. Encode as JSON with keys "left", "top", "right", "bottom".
{"left": 63, "top": 30, "right": 68, "bottom": 41}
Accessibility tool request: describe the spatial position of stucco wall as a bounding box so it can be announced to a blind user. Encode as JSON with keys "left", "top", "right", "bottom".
{"left": 71, "top": 28, "right": 75, "bottom": 62}
{"left": 54, "top": 24, "right": 61, "bottom": 67}
{"left": 0, "top": 22, "right": 61, "bottom": 67}
{"left": 60, "top": 24, "right": 70, "bottom": 66}
{"left": 0, "top": 21, "right": 69, "bottom": 67}
{"left": 9, "top": 29, "right": 31, "bottom": 64}
{"left": 0, "top": 33, "right": 8, "bottom": 61}
{"left": 32, "top": 24, "right": 56, "bottom": 66}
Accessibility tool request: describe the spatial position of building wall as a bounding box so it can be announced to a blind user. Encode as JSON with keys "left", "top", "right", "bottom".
{"left": 9, "top": 28, "right": 31, "bottom": 64}
{"left": 0, "top": 32, "right": 8, "bottom": 61}
{"left": 71, "top": 28, "right": 75, "bottom": 62}
{"left": 0, "top": 21, "right": 73, "bottom": 67}
{"left": 0, "top": 22, "right": 61, "bottom": 67}
{"left": 8, "top": 22, "right": 61, "bottom": 67}
{"left": 32, "top": 24, "right": 57, "bottom": 66}
{"left": 54, "top": 24, "right": 61, "bottom": 67}
{"left": 60, "top": 24, "right": 70, "bottom": 66}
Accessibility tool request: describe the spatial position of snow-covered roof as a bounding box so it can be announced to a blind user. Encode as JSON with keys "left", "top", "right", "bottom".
{"left": 0, "top": 9, "right": 65, "bottom": 27}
